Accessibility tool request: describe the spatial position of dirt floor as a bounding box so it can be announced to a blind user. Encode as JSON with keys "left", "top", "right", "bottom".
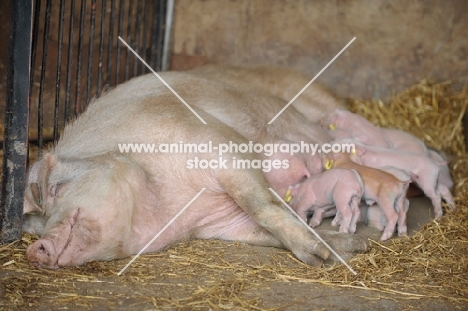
{"left": 1, "top": 197, "right": 466, "bottom": 310}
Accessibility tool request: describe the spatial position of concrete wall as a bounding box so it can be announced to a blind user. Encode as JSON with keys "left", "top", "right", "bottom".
{"left": 170, "top": 0, "right": 468, "bottom": 99}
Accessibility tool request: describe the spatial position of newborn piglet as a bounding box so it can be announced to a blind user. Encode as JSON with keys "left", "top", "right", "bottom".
{"left": 324, "top": 152, "right": 410, "bottom": 241}
{"left": 325, "top": 109, "right": 392, "bottom": 148}
{"left": 352, "top": 143, "right": 455, "bottom": 218}
{"left": 286, "top": 168, "right": 363, "bottom": 234}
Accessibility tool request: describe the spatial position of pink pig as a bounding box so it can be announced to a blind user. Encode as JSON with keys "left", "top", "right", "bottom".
{"left": 357, "top": 202, "right": 408, "bottom": 233}
{"left": 380, "top": 129, "right": 454, "bottom": 207}
{"left": 352, "top": 143, "right": 455, "bottom": 218}
{"left": 428, "top": 149, "right": 455, "bottom": 208}
{"left": 22, "top": 66, "right": 368, "bottom": 270}
{"left": 287, "top": 168, "right": 363, "bottom": 234}
{"left": 325, "top": 152, "right": 410, "bottom": 240}
{"left": 326, "top": 109, "right": 392, "bottom": 148}
{"left": 381, "top": 128, "right": 427, "bottom": 154}
{"left": 264, "top": 150, "right": 311, "bottom": 198}
{"left": 376, "top": 166, "right": 412, "bottom": 236}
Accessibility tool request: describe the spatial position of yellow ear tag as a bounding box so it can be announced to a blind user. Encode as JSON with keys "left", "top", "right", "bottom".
{"left": 325, "top": 159, "right": 334, "bottom": 170}
{"left": 329, "top": 123, "right": 336, "bottom": 130}
{"left": 284, "top": 189, "right": 292, "bottom": 203}
{"left": 351, "top": 148, "right": 357, "bottom": 155}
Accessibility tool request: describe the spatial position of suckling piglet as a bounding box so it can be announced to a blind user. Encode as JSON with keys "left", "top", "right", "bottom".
{"left": 324, "top": 152, "right": 410, "bottom": 240}
{"left": 286, "top": 168, "right": 363, "bottom": 234}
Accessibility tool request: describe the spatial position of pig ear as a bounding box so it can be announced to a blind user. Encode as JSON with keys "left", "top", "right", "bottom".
{"left": 24, "top": 153, "right": 58, "bottom": 214}
{"left": 30, "top": 183, "right": 42, "bottom": 207}
{"left": 24, "top": 160, "right": 45, "bottom": 214}
{"left": 23, "top": 183, "right": 43, "bottom": 214}
{"left": 353, "top": 145, "right": 365, "bottom": 156}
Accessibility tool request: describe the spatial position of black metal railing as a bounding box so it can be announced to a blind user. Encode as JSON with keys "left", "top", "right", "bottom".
{"left": 1, "top": 0, "right": 173, "bottom": 243}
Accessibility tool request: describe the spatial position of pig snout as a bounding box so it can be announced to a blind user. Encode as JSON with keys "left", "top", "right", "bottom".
{"left": 26, "top": 239, "right": 60, "bottom": 270}
{"left": 26, "top": 208, "right": 80, "bottom": 269}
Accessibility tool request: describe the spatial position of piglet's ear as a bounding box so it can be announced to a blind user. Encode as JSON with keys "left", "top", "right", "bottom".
{"left": 354, "top": 145, "right": 366, "bottom": 156}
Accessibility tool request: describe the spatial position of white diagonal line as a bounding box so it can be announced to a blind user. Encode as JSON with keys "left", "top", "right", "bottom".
{"left": 117, "top": 188, "right": 206, "bottom": 275}
{"left": 268, "top": 188, "right": 357, "bottom": 275}
{"left": 268, "top": 37, "right": 356, "bottom": 124}
{"left": 118, "top": 36, "right": 207, "bottom": 124}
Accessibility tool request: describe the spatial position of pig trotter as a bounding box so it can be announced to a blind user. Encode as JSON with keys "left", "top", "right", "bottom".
{"left": 315, "top": 229, "right": 368, "bottom": 261}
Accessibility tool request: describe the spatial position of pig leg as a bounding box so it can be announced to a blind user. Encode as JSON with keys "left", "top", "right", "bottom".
{"left": 438, "top": 184, "right": 455, "bottom": 210}
{"left": 414, "top": 171, "right": 444, "bottom": 218}
{"left": 333, "top": 202, "right": 353, "bottom": 234}
{"left": 377, "top": 197, "right": 398, "bottom": 241}
{"left": 330, "top": 211, "right": 341, "bottom": 227}
{"left": 333, "top": 193, "right": 361, "bottom": 234}
{"left": 216, "top": 168, "right": 367, "bottom": 265}
{"left": 395, "top": 195, "right": 409, "bottom": 237}
{"left": 308, "top": 207, "right": 337, "bottom": 228}
{"left": 308, "top": 208, "right": 325, "bottom": 228}
{"left": 348, "top": 195, "right": 361, "bottom": 234}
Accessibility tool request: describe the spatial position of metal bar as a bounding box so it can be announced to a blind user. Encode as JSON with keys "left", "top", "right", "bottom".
{"left": 133, "top": 0, "right": 142, "bottom": 77}
{"left": 27, "top": 0, "right": 41, "bottom": 163}
{"left": 1, "top": 0, "right": 33, "bottom": 243}
{"left": 74, "top": 0, "right": 87, "bottom": 117}
{"left": 28, "top": 0, "right": 41, "bottom": 107}
{"left": 37, "top": 0, "right": 52, "bottom": 156}
{"left": 54, "top": 0, "right": 66, "bottom": 142}
{"left": 156, "top": 0, "right": 166, "bottom": 71}
{"left": 106, "top": 0, "right": 116, "bottom": 88}
{"left": 149, "top": 0, "right": 159, "bottom": 70}
{"left": 64, "top": 0, "right": 76, "bottom": 123}
{"left": 96, "top": 0, "right": 106, "bottom": 98}
{"left": 162, "top": 0, "right": 174, "bottom": 71}
{"left": 116, "top": 0, "right": 124, "bottom": 85}
{"left": 86, "top": 0, "right": 97, "bottom": 105}
{"left": 124, "top": 0, "right": 134, "bottom": 80}
{"left": 140, "top": 0, "right": 149, "bottom": 74}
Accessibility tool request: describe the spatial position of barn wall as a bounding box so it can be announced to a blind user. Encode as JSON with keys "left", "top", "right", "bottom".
{"left": 170, "top": 0, "right": 468, "bottom": 99}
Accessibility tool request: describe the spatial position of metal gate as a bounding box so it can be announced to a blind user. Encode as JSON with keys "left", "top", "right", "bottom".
{"left": 0, "top": 0, "right": 174, "bottom": 242}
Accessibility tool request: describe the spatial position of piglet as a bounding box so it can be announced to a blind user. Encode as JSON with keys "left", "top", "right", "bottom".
{"left": 428, "top": 149, "right": 455, "bottom": 208}
{"left": 325, "top": 109, "right": 392, "bottom": 148}
{"left": 381, "top": 128, "right": 427, "bottom": 154}
{"left": 352, "top": 143, "right": 455, "bottom": 218}
{"left": 375, "top": 166, "right": 412, "bottom": 236}
{"left": 357, "top": 203, "right": 407, "bottom": 234}
{"left": 286, "top": 168, "right": 363, "bottom": 234}
{"left": 360, "top": 128, "right": 454, "bottom": 207}
{"left": 324, "top": 153, "right": 410, "bottom": 240}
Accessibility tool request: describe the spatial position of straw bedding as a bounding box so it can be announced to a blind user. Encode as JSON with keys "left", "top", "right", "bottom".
{"left": 0, "top": 79, "right": 467, "bottom": 309}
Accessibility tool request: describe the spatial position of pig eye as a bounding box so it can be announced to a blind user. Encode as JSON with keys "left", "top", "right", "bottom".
{"left": 48, "top": 184, "right": 60, "bottom": 197}
{"left": 30, "top": 183, "right": 42, "bottom": 207}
